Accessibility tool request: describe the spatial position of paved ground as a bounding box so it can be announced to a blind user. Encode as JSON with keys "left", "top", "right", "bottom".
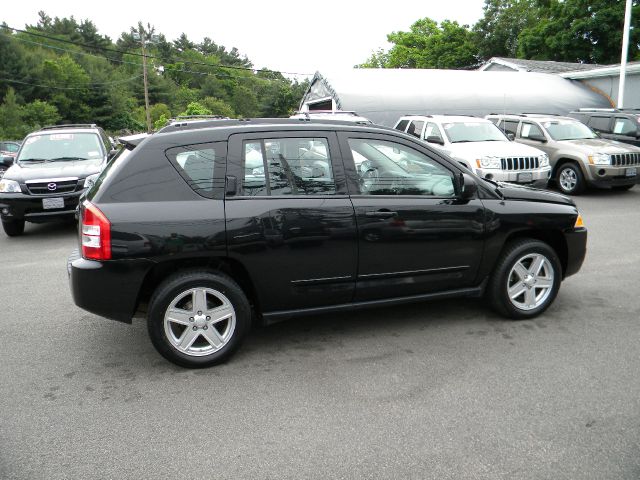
{"left": 1, "top": 188, "right": 640, "bottom": 480}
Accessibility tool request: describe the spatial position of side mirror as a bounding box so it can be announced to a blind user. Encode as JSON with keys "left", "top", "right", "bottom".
{"left": 459, "top": 173, "right": 477, "bottom": 200}
{"left": 507, "top": 133, "right": 515, "bottom": 141}
{"left": 528, "top": 134, "right": 547, "bottom": 143}
{"left": 426, "top": 135, "right": 445, "bottom": 146}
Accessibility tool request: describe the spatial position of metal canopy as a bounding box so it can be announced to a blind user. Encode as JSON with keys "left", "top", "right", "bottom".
{"left": 300, "top": 69, "right": 612, "bottom": 127}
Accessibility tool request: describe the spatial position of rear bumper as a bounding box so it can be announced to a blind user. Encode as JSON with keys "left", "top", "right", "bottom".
{"left": 0, "top": 190, "right": 84, "bottom": 223}
{"left": 564, "top": 228, "right": 588, "bottom": 278}
{"left": 67, "top": 249, "right": 154, "bottom": 323}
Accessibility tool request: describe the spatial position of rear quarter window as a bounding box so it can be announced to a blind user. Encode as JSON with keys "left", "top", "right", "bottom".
{"left": 165, "top": 142, "right": 226, "bottom": 199}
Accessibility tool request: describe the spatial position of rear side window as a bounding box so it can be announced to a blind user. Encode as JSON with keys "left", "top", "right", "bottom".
{"left": 241, "top": 137, "right": 336, "bottom": 196}
{"left": 588, "top": 116, "right": 612, "bottom": 133}
{"left": 500, "top": 120, "right": 519, "bottom": 136}
{"left": 406, "top": 120, "right": 424, "bottom": 138}
{"left": 165, "top": 142, "right": 225, "bottom": 198}
{"left": 520, "top": 122, "right": 544, "bottom": 139}
{"left": 613, "top": 117, "right": 637, "bottom": 135}
{"left": 395, "top": 119, "right": 409, "bottom": 132}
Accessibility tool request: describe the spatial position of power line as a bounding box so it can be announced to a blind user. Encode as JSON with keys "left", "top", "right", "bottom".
{"left": 3, "top": 25, "right": 314, "bottom": 78}
{"left": 0, "top": 73, "right": 143, "bottom": 90}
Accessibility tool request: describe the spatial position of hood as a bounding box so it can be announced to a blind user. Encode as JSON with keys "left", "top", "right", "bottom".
{"left": 494, "top": 182, "right": 574, "bottom": 205}
{"left": 445, "top": 140, "right": 545, "bottom": 160}
{"left": 5, "top": 159, "right": 104, "bottom": 183}
{"left": 561, "top": 138, "right": 640, "bottom": 154}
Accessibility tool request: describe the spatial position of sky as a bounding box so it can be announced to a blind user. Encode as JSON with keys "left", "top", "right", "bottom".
{"left": 3, "top": 0, "right": 486, "bottom": 79}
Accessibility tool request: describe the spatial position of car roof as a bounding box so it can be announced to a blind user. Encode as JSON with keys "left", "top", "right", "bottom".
{"left": 487, "top": 113, "right": 579, "bottom": 123}
{"left": 151, "top": 118, "right": 400, "bottom": 146}
{"left": 399, "top": 115, "right": 490, "bottom": 123}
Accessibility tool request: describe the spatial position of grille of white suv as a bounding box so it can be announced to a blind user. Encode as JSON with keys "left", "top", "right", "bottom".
{"left": 610, "top": 153, "right": 640, "bottom": 167}
{"left": 500, "top": 157, "right": 540, "bottom": 171}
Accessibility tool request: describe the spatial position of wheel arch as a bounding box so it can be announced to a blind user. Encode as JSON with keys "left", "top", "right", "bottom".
{"left": 134, "top": 256, "right": 261, "bottom": 319}
{"left": 502, "top": 229, "right": 569, "bottom": 277}
{"left": 552, "top": 157, "right": 587, "bottom": 178}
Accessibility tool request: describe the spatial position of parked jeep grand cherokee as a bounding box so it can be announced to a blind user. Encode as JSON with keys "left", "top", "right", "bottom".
{"left": 0, "top": 124, "right": 114, "bottom": 236}
{"left": 68, "top": 119, "right": 587, "bottom": 368}
{"left": 394, "top": 115, "right": 551, "bottom": 188}
{"left": 487, "top": 114, "right": 640, "bottom": 194}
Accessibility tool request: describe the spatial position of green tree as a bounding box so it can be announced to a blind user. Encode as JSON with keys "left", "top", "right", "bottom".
{"left": 22, "top": 100, "right": 60, "bottom": 129}
{"left": 201, "top": 97, "right": 235, "bottom": 117}
{"left": 180, "top": 101, "right": 212, "bottom": 116}
{"left": 0, "top": 87, "right": 25, "bottom": 138}
{"left": 518, "top": 0, "right": 640, "bottom": 63}
{"left": 473, "top": 0, "right": 539, "bottom": 59}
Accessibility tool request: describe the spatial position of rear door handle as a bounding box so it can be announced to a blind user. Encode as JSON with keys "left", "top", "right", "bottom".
{"left": 365, "top": 210, "right": 397, "bottom": 218}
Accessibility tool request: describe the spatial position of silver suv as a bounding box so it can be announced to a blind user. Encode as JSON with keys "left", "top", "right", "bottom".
{"left": 394, "top": 115, "right": 551, "bottom": 188}
{"left": 487, "top": 114, "right": 640, "bottom": 194}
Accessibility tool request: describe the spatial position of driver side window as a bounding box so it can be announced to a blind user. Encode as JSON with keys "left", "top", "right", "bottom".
{"left": 347, "top": 138, "right": 455, "bottom": 197}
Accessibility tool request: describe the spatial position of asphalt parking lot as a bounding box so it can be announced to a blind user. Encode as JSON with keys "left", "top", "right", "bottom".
{"left": 1, "top": 188, "right": 640, "bottom": 480}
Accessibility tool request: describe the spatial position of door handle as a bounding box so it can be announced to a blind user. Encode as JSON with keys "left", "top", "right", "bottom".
{"left": 365, "top": 210, "right": 398, "bottom": 218}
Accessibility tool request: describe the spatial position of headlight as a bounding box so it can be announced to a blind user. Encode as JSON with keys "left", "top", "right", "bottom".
{"left": 588, "top": 153, "right": 610, "bottom": 165}
{"left": 83, "top": 173, "right": 100, "bottom": 189}
{"left": 539, "top": 154, "right": 549, "bottom": 167}
{"left": 0, "top": 179, "right": 21, "bottom": 193}
{"left": 476, "top": 156, "right": 501, "bottom": 169}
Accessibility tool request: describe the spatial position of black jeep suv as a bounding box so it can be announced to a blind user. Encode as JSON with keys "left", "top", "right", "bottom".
{"left": 68, "top": 119, "right": 587, "bottom": 368}
{"left": 0, "top": 124, "right": 114, "bottom": 236}
{"left": 569, "top": 108, "right": 640, "bottom": 147}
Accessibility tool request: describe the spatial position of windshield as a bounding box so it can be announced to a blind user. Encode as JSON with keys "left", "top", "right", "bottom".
{"left": 443, "top": 121, "right": 508, "bottom": 143}
{"left": 18, "top": 132, "right": 104, "bottom": 163}
{"left": 543, "top": 120, "right": 598, "bottom": 140}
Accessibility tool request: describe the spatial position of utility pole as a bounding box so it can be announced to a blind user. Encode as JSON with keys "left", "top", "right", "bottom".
{"left": 133, "top": 23, "right": 158, "bottom": 133}
{"left": 618, "top": 0, "right": 633, "bottom": 108}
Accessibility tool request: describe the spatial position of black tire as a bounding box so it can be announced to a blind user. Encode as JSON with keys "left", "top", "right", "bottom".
{"left": 612, "top": 184, "right": 634, "bottom": 191}
{"left": 487, "top": 239, "right": 562, "bottom": 320}
{"left": 556, "top": 163, "right": 586, "bottom": 195}
{"left": 147, "top": 270, "right": 251, "bottom": 368}
{"left": 2, "top": 218, "right": 25, "bottom": 237}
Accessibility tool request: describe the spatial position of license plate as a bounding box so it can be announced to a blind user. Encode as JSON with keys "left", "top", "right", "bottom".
{"left": 626, "top": 167, "right": 637, "bottom": 177}
{"left": 42, "top": 197, "right": 64, "bottom": 209}
{"left": 518, "top": 172, "right": 533, "bottom": 182}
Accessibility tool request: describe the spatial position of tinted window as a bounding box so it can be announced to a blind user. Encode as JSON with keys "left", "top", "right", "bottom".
{"left": 520, "top": 122, "right": 545, "bottom": 139}
{"left": 613, "top": 117, "right": 637, "bottom": 136}
{"left": 395, "top": 119, "right": 409, "bottom": 132}
{"left": 348, "top": 138, "right": 455, "bottom": 197}
{"left": 424, "top": 122, "right": 444, "bottom": 141}
{"left": 588, "top": 116, "right": 611, "bottom": 133}
{"left": 165, "top": 142, "right": 224, "bottom": 198}
{"left": 406, "top": 120, "right": 424, "bottom": 138}
{"left": 501, "top": 120, "right": 519, "bottom": 136}
{"left": 241, "top": 138, "right": 336, "bottom": 196}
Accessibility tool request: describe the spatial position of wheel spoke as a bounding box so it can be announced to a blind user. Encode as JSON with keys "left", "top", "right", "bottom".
{"left": 178, "top": 327, "right": 199, "bottom": 350}
{"left": 530, "top": 256, "right": 545, "bottom": 276}
{"left": 192, "top": 289, "right": 207, "bottom": 313}
{"left": 536, "top": 277, "right": 553, "bottom": 289}
{"left": 208, "top": 303, "right": 234, "bottom": 324}
{"left": 513, "top": 263, "right": 528, "bottom": 280}
{"left": 166, "top": 308, "right": 192, "bottom": 326}
{"left": 524, "top": 288, "right": 537, "bottom": 308}
{"left": 509, "top": 284, "right": 527, "bottom": 300}
{"left": 201, "top": 327, "right": 224, "bottom": 348}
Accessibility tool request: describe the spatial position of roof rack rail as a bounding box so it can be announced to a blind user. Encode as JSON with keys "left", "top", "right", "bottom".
{"left": 486, "top": 113, "right": 526, "bottom": 117}
{"left": 520, "top": 112, "right": 562, "bottom": 116}
{"left": 577, "top": 108, "right": 618, "bottom": 112}
{"left": 293, "top": 110, "right": 359, "bottom": 116}
{"left": 40, "top": 124, "right": 97, "bottom": 130}
{"left": 172, "top": 115, "right": 229, "bottom": 120}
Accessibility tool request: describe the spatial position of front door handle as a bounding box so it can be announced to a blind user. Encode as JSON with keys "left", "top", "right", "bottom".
{"left": 365, "top": 210, "right": 398, "bottom": 218}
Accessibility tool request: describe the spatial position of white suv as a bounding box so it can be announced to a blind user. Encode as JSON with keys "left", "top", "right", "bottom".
{"left": 394, "top": 115, "right": 551, "bottom": 188}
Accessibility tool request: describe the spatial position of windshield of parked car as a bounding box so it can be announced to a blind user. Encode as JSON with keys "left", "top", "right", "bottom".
{"left": 543, "top": 120, "right": 598, "bottom": 140}
{"left": 18, "top": 132, "right": 103, "bottom": 163}
{"left": 442, "top": 121, "right": 508, "bottom": 143}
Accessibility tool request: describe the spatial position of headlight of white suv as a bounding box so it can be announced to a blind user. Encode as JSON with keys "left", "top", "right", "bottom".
{"left": 539, "top": 154, "right": 549, "bottom": 167}
{"left": 588, "top": 153, "right": 610, "bottom": 165}
{"left": 477, "top": 156, "right": 502, "bottom": 169}
{"left": 83, "top": 173, "right": 100, "bottom": 189}
{"left": 0, "top": 179, "right": 21, "bottom": 193}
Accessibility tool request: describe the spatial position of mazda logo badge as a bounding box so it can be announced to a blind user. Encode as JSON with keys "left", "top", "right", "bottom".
{"left": 47, "top": 183, "right": 57, "bottom": 191}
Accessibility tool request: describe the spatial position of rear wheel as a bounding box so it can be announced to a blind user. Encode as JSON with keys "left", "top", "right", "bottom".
{"left": 2, "top": 218, "right": 25, "bottom": 237}
{"left": 147, "top": 270, "right": 250, "bottom": 368}
{"left": 556, "top": 163, "right": 585, "bottom": 195}
{"left": 487, "top": 239, "right": 562, "bottom": 319}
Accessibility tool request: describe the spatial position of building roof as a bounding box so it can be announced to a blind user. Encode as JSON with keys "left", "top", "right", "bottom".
{"left": 299, "top": 69, "right": 611, "bottom": 127}
{"left": 560, "top": 61, "right": 640, "bottom": 79}
{"left": 479, "top": 57, "right": 600, "bottom": 74}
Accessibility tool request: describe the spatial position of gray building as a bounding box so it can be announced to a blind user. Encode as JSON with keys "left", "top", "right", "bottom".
{"left": 298, "top": 69, "right": 611, "bottom": 127}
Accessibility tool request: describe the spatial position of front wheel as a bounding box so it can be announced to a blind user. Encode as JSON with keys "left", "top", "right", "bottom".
{"left": 487, "top": 239, "right": 562, "bottom": 319}
{"left": 2, "top": 218, "right": 25, "bottom": 236}
{"left": 147, "top": 270, "right": 251, "bottom": 368}
{"left": 556, "top": 163, "right": 585, "bottom": 195}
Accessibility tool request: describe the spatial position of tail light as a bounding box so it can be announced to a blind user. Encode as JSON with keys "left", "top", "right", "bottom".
{"left": 81, "top": 201, "right": 111, "bottom": 260}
